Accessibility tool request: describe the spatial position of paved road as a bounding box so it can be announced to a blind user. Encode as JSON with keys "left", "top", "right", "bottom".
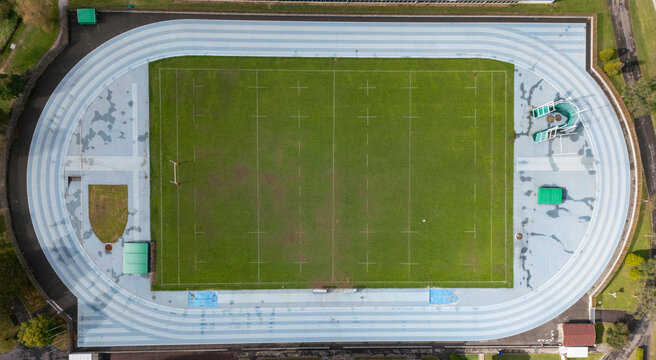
{"left": 24, "top": 17, "right": 635, "bottom": 346}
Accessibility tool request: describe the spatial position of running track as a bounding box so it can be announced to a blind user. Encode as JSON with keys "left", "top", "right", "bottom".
{"left": 27, "top": 19, "right": 636, "bottom": 346}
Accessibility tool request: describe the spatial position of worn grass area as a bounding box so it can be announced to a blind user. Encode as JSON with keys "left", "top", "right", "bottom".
{"left": 89, "top": 185, "right": 128, "bottom": 243}
{"left": 597, "top": 185, "right": 651, "bottom": 313}
{"left": 150, "top": 56, "right": 513, "bottom": 290}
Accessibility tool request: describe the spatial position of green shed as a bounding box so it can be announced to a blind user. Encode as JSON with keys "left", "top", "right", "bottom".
{"left": 123, "top": 242, "right": 149, "bottom": 274}
{"left": 537, "top": 187, "right": 563, "bottom": 205}
{"left": 77, "top": 9, "right": 97, "bottom": 25}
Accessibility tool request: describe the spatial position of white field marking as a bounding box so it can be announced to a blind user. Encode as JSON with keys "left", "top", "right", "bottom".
{"left": 359, "top": 80, "right": 376, "bottom": 96}
{"left": 359, "top": 254, "right": 376, "bottom": 273}
{"left": 331, "top": 70, "right": 336, "bottom": 282}
{"left": 405, "top": 71, "right": 415, "bottom": 280}
{"left": 255, "top": 70, "right": 263, "bottom": 283}
{"left": 131, "top": 83, "right": 138, "bottom": 157}
{"left": 295, "top": 225, "right": 308, "bottom": 273}
{"left": 160, "top": 67, "right": 508, "bottom": 74}
{"left": 360, "top": 107, "right": 375, "bottom": 243}
{"left": 158, "top": 68, "right": 164, "bottom": 285}
{"left": 162, "top": 279, "right": 508, "bottom": 286}
{"left": 194, "top": 255, "right": 207, "bottom": 273}
{"left": 290, "top": 80, "right": 308, "bottom": 96}
{"left": 473, "top": 108, "right": 478, "bottom": 166}
{"left": 489, "top": 72, "right": 493, "bottom": 281}
{"left": 297, "top": 106, "right": 304, "bottom": 275}
{"left": 504, "top": 70, "right": 508, "bottom": 282}
{"left": 290, "top": 110, "right": 309, "bottom": 128}
{"left": 192, "top": 78, "right": 198, "bottom": 250}
{"left": 464, "top": 74, "right": 477, "bottom": 96}
{"left": 175, "top": 69, "right": 181, "bottom": 284}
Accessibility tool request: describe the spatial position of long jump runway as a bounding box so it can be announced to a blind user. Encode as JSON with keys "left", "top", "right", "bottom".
{"left": 27, "top": 19, "right": 636, "bottom": 346}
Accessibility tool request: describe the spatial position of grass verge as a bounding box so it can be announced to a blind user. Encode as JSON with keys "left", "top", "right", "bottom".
{"left": 597, "top": 184, "right": 652, "bottom": 313}
{"left": 88, "top": 185, "right": 128, "bottom": 243}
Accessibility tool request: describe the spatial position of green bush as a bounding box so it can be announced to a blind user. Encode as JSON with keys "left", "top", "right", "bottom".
{"left": 0, "top": 10, "right": 19, "bottom": 52}
{"left": 629, "top": 268, "right": 643, "bottom": 280}
{"left": 17, "top": 314, "right": 56, "bottom": 348}
{"left": 604, "top": 61, "right": 624, "bottom": 76}
{"left": 599, "top": 48, "right": 616, "bottom": 62}
{"left": 625, "top": 253, "right": 646, "bottom": 267}
{"left": 0, "top": 73, "right": 24, "bottom": 100}
{"left": 606, "top": 322, "right": 630, "bottom": 349}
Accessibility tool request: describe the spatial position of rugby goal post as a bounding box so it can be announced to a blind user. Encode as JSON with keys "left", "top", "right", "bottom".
{"left": 170, "top": 160, "right": 179, "bottom": 185}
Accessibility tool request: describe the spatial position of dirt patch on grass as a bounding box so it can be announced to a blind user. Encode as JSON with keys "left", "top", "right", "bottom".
{"left": 89, "top": 185, "right": 128, "bottom": 243}
{"left": 233, "top": 165, "right": 251, "bottom": 182}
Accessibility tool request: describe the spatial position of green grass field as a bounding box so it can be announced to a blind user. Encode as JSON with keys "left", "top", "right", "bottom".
{"left": 150, "top": 56, "right": 513, "bottom": 290}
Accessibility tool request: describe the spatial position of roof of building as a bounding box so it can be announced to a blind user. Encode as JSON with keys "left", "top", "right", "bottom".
{"left": 76, "top": 9, "right": 96, "bottom": 25}
{"left": 562, "top": 323, "right": 595, "bottom": 347}
{"left": 123, "top": 242, "right": 149, "bottom": 274}
{"left": 538, "top": 187, "right": 563, "bottom": 204}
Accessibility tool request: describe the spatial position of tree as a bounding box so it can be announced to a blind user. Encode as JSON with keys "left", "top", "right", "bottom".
{"left": 0, "top": 1, "right": 13, "bottom": 20}
{"left": 14, "top": 0, "right": 54, "bottom": 31}
{"left": 605, "top": 321, "right": 630, "bottom": 350}
{"left": 599, "top": 48, "right": 616, "bottom": 62}
{"left": 625, "top": 253, "right": 645, "bottom": 267}
{"left": 624, "top": 77, "right": 656, "bottom": 117}
{"left": 604, "top": 61, "right": 624, "bottom": 76}
{"left": 17, "top": 314, "right": 57, "bottom": 348}
{"left": 629, "top": 268, "right": 643, "bottom": 280}
{"left": 0, "top": 73, "right": 23, "bottom": 100}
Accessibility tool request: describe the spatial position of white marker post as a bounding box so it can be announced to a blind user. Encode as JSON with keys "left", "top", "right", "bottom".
{"left": 170, "top": 160, "right": 179, "bottom": 185}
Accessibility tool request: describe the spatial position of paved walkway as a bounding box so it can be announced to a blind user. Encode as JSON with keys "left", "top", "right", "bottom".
{"left": 25, "top": 19, "right": 636, "bottom": 346}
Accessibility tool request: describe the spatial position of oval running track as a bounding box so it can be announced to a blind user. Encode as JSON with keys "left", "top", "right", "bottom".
{"left": 27, "top": 19, "right": 635, "bottom": 346}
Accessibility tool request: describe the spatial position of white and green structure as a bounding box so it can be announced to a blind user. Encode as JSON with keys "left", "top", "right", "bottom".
{"left": 532, "top": 100, "right": 581, "bottom": 143}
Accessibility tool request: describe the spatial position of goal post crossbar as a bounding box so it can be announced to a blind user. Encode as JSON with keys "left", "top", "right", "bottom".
{"left": 170, "top": 160, "right": 179, "bottom": 185}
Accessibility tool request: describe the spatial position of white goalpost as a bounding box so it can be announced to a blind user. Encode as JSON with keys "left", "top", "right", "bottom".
{"left": 170, "top": 160, "right": 179, "bottom": 185}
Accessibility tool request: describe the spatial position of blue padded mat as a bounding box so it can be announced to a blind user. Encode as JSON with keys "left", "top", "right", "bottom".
{"left": 187, "top": 291, "right": 218, "bottom": 308}
{"left": 429, "top": 289, "right": 458, "bottom": 305}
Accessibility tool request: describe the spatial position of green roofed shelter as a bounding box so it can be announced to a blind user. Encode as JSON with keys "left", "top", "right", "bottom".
{"left": 77, "top": 9, "right": 96, "bottom": 25}
{"left": 123, "top": 242, "right": 149, "bottom": 274}
{"left": 537, "top": 187, "right": 563, "bottom": 205}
